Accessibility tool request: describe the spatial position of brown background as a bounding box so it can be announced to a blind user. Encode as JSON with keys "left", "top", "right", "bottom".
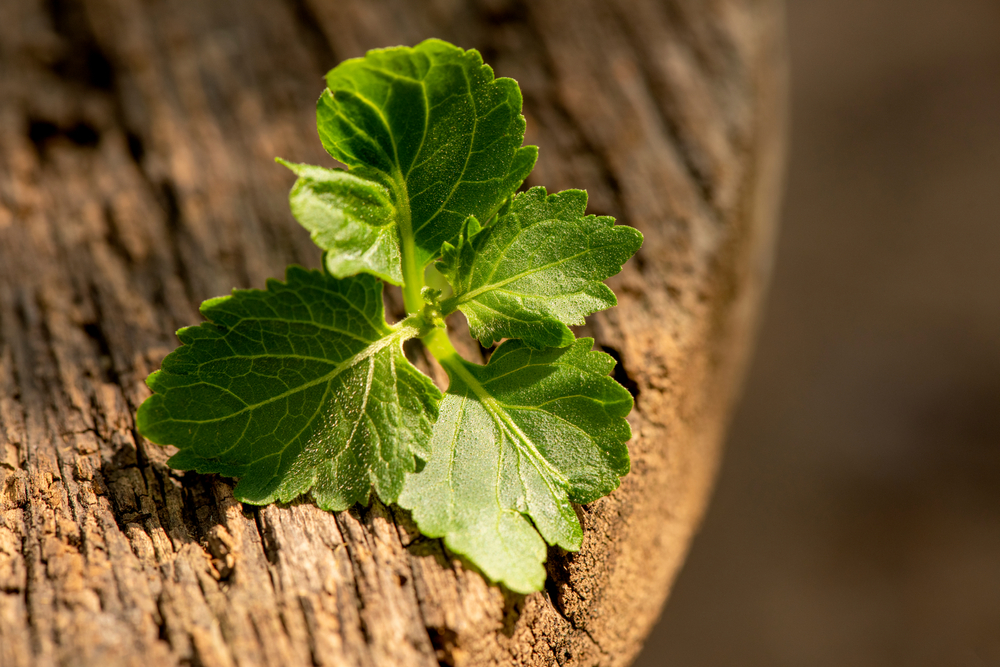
{"left": 636, "top": 0, "right": 1000, "bottom": 665}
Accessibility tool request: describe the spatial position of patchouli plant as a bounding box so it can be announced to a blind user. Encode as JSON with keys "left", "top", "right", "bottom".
{"left": 137, "top": 39, "right": 642, "bottom": 593}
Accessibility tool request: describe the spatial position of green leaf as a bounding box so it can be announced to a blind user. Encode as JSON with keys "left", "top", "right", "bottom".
{"left": 314, "top": 38, "right": 538, "bottom": 285}
{"left": 398, "top": 336, "right": 633, "bottom": 593}
{"left": 278, "top": 160, "right": 402, "bottom": 284}
{"left": 438, "top": 187, "right": 643, "bottom": 349}
{"left": 137, "top": 267, "right": 440, "bottom": 510}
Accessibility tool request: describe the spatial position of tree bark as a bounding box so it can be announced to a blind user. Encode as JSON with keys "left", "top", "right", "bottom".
{"left": 0, "top": 0, "right": 786, "bottom": 665}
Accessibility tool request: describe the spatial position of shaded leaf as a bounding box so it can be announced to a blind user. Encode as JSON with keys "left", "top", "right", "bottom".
{"left": 279, "top": 160, "right": 402, "bottom": 284}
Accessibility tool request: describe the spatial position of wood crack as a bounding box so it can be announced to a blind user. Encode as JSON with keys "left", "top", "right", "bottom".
{"left": 606, "top": 2, "right": 720, "bottom": 223}
{"left": 542, "top": 575, "right": 606, "bottom": 658}
{"left": 525, "top": 8, "right": 629, "bottom": 220}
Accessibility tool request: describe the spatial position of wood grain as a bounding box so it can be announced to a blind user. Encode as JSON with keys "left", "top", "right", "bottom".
{"left": 0, "top": 0, "right": 786, "bottom": 664}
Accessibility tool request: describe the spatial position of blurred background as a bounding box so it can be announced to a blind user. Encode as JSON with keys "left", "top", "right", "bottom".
{"left": 636, "top": 0, "right": 1000, "bottom": 665}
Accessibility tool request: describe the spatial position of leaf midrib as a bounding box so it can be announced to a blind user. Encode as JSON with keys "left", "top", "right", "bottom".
{"left": 442, "top": 357, "right": 569, "bottom": 496}
{"left": 169, "top": 325, "right": 419, "bottom": 425}
{"left": 452, "top": 248, "right": 593, "bottom": 306}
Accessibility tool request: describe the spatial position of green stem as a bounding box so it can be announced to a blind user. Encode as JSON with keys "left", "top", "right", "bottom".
{"left": 422, "top": 326, "right": 461, "bottom": 368}
{"left": 393, "top": 171, "right": 424, "bottom": 314}
{"left": 423, "top": 328, "right": 478, "bottom": 396}
{"left": 423, "top": 326, "right": 487, "bottom": 395}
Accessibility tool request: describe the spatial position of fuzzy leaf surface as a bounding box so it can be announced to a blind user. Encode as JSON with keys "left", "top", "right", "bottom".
{"left": 279, "top": 160, "right": 402, "bottom": 284}
{"left": 137, "top": 267, "right": 440, "bottom": 510}
{"left": 398, "top": 337, "right": 632, "bottom": 593}
{"left": 314, "top": 38, "right": 538, "bottom": 279}
{"left": 439, "top": 187, "right": 643, "bottom": 348}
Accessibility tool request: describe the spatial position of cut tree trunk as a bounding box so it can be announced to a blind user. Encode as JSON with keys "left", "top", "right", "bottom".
{"left": 0, "top": 0, "right": 786, "bottom": 665}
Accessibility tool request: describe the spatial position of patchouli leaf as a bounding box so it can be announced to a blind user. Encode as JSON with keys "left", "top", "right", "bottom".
{"left": 438, "top": 187, "right": 643, "bottom": 349}
{"left": 137, "top": 267, "right": 440, "bottom": 510}
{"left": 278, "top": 160, "right": 402, "bottom": 284}
{"left": 315, "top": 38, "right": 538, "bottom": 277}
{"left": 398, "top": 337, "right": 632, "bottom": 593}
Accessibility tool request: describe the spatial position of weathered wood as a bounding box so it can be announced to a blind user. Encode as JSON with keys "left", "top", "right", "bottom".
{"left": 0, "top": 0, "right": 786, "bottom": 665}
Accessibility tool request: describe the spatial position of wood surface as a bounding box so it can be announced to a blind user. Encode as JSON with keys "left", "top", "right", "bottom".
{"left": 0, "top": 0, "right": 786, "bottom": 665}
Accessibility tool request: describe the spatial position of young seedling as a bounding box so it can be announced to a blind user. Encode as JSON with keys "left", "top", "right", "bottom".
{"left": 137, "top": 39, "right": 642, "bottom": 594}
